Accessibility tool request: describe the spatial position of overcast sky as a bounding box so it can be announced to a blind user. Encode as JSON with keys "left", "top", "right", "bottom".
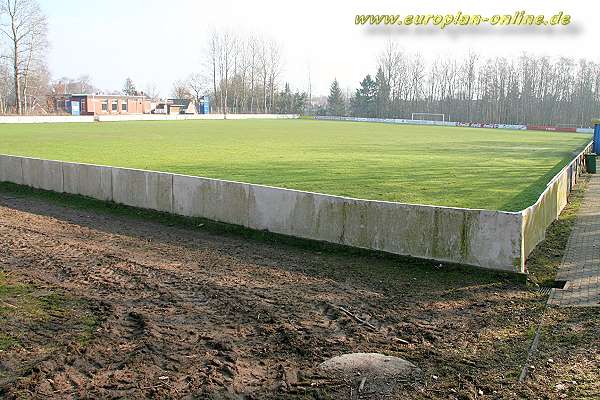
{"left": 39, "top": 0, "right": 596, "bottom": 97}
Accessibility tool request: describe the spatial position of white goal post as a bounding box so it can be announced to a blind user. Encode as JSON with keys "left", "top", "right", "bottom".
{"left": 411, "top": 112, "right": 446, "bottom": 122}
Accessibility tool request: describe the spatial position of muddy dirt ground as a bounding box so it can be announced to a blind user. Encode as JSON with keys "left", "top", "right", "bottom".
{"left": 0, "top": 186, "right": 597, "bottom": 399}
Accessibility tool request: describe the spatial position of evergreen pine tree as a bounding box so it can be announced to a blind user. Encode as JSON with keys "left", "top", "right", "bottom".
{"left": 374, "top": 67, "right": 390, "bottom": 118}
{"left": 327, "top": 79, "right": 346, "bottom": 116}
{"left": 350, "top": 74, "right": 377, "bottom": 117}
{"left": 123, "top": 78, "right": 137, "bottom": 96}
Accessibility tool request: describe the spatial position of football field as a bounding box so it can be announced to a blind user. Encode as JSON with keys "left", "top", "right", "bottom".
{"left": 0, "top": 119, "right": 591, "bottom": 211}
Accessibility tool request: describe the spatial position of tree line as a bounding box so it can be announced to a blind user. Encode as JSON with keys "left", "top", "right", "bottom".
{"left": 325, "top": 42, "right": 600, "bottom": 127}
{"left": 0, "top": 0, "right": 48, "bottom": 115}
{"left": 172, "top": 30, "right": 307, "bottom": 115}
{"left": 2, "top": 1, "right": 599, "bottom": 125}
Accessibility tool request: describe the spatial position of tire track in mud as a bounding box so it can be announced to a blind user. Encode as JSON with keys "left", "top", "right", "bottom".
{"left": 0, "top": 202, "right": 385, "bottom": 398}
{"left": 0, "top": 193, "right": 542, "bottom": 399}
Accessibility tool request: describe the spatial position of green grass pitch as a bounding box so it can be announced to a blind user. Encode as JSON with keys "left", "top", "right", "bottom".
{"left": 0, "top": 119, "right": 591, "bottom": 211}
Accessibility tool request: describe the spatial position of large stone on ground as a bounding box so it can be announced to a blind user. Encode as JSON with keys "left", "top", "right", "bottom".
{"left": 319, "top": 353, "right": 420, "bottom": 378}
{"left": 319, "top": 353, "right": 421, "bottom": 396}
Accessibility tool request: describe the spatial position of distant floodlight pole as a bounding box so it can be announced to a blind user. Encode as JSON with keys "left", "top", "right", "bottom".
{"left": 594, "top": 119, "right": 600, "bottom": 154}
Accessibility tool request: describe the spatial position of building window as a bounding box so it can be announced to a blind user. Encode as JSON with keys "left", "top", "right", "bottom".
{"left": 101, "top": 100, "right": 108, "bottom": 111}
{"left": 122, "top": 99, "right": 128, "bottom": 112}
{"left": 111, "top": 100, "right": 118, "bottom": 112}
{"left": 80, "top": 100, "right": 86, "bottom": 113}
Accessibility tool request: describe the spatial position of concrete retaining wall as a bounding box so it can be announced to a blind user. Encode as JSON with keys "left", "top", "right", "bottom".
{"left": 0, "top": 144, "right": 591, "bottom": 273}
{"left": 0, "top": 154, "right": 525, "bottom": 272}
{"left": 0, "top": 155, "right": 24, "bottom": 185}
{"left": 0, "top": 116, "right": 94, "bottom": 124}
{"left": 112, "top": 168, "right": 174, "bottom": 213}
{"left": 244, "top": 187, "right": 522, "bottom": 270}
{"left": 63, "top": 162, "right": 113, "bottom": 201}
{"left": 21, "top": 158, "right": 63, "bottom": 192}
{"left": 95, "top": 114, "right": 299, "bottom": 122}
{"left": 521, "top": 142, "right": 592, "bottom": 262}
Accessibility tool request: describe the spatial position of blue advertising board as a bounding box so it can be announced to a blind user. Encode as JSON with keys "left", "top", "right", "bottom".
{"left": 594, "top": 123, "right": 600, "bottom": 154}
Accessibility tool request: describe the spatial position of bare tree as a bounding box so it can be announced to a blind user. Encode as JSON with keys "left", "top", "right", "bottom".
{"left": 360, "top": 43, "right": 600, "bottom": 127}
{"left": 409, "top": 54, "right": 424, "bottom": 104}
{"left": 219, "top": 31, "right": 231, "bottom": 115}
{"left": 76, "top": 75, "right": 94, "bottom": 93}
{"left": 186, "top": 73, "right": 206, "bottom": 104}
{"left": 307, "top": 62, "right": 312, "bottom": 114}
{"left": 248, "top": 35, "right": 260, "bottom": 112}
{"left": 236, "top": 39, "right": 249, "bottom": 113}
{"left": 203, "top": 31, "right": 283, "bottom": 115}
{"left": 258, "top": 39, "right": 268, "bottom": 112}
{"left": 171, "top": 79, "right": 191, "bottom": 99}
{"left": 144, "top": 82, "right": 160, "bottom": 102}
{"left": 0, "top": 0, "right": 47, "bottom": 114}
{"left": 207, "top": 29, "right": 220, "bottom": 112}
{"left": 377, "top": 40, "right": 403, "bottom": 103}
{"left": 461, "top": 51, "right": 478, "bottom": 121}
{"left": 52, "top": 75, "right": 96, "bottom": 95}
{"left": 266, "top": 39, "right": 282, "bottom": 112}
{"left": 20, "top": 3, "right": 46, "bottom": 113}
{"left": 0, "top": 61, "right": 11, "bottom": 113}
{"left": 209, "top": 30, "right": 237, "bottom": 115}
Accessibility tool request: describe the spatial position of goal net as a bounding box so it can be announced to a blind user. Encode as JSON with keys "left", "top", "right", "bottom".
{"left": 411, "top": 113, "right": 446, "bottom": 122}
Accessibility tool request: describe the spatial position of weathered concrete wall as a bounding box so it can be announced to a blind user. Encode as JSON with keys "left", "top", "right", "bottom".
{"left": 21, "top": 158, "right": 64, "bottom": 192}
{"left": 63, "top": 162, "right": 113, "bottom": 201}
{"left": 0, "top": 154, "right": 526, "bottom": 272}
{"left": 0, "top": 116, "right": 94, "bottom": 124}
{"left": 3, "top": 146, "right": 591, "bottom": 274}
{"left": 173, "top": 175, "right": 252, "bottom": 227}
{"left": 0, "top": 155, "right": 24, "bottom": 185}
{"left": 246, "top": 186, "right": 523, "bottom": 270}
{"left": 95, "top": 114, "right": 299, "bottom": 122}
{"left": 112, "top": 168, "right": 173, "bottom": 213}
{"left": 521, "top": 142, "right": 592, "bottom": 268}
{"left": 172, "top": 176, "right": 523, "bottom": 271}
